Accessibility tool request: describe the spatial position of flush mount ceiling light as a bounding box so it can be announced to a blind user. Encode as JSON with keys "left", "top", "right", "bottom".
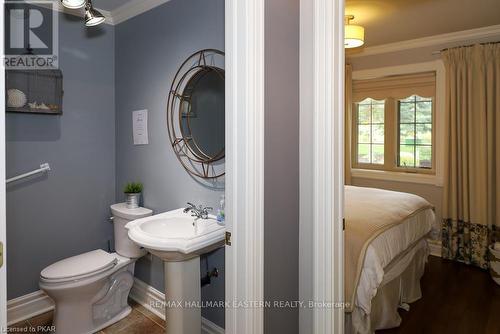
{"left": 85, "top": 0, "right": 105, "bottom": 27}
{"left": 60, "top": 0, "right": 86, "bottom": 9}
{"left": 345, "top": 15, "right": 365, "bottom": 49}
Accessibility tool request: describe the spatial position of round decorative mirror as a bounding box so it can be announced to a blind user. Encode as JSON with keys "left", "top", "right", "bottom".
{"left": 167, "top": 49, "right": 225, "bottom": 179}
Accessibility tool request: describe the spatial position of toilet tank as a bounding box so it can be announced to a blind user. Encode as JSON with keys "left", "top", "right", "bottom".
{"left": 110, "top": 203, "right": 153, "bottom": 258}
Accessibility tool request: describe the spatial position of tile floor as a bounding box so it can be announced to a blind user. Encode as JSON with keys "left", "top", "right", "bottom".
{"left": 8, "top": 299, "right": 165, "bottom": 334}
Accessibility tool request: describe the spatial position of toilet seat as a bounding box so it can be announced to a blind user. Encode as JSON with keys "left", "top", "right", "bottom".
{"left": 41, "top": 249, "right": 118, "bottom": 283}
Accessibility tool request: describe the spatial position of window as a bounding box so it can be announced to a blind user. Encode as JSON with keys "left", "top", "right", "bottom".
{"left": 350, "top": 72, "right": 436, "bottom": 174}
{"left": 398, "top": 95, "right": 432, "bottom": 169}
{"left": 356, "top": 98, "right": 385, "bottom": 164}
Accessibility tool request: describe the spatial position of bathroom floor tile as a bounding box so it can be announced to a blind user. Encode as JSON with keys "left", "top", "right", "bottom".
{"left": 110, "top": 315, "right": 164, "bottom": 334}
{"left": 101, "top": 309, "right": 144, "bottom": 333}
{"left": 28, "top": 310, "right": 54, "bottom": 327}
{"left": 17, "top": 302, "right": 165, "bottom": 334}
{"left": 132, "top": 302, "right": 165, "bottom": 328}
{"left": 8, "top": 320, "right": 31, "bottom": 332}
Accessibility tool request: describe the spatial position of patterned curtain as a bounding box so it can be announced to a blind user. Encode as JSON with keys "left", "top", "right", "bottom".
{"left": 441, "top": 44, "right": 500, "bottom": 269}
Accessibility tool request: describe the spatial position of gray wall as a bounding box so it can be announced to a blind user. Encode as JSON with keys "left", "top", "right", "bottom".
{"left": 114, "top": 0, "right": 225, "bottom": 327}
{"left": 6, "top": 10, "right": 115, "bottom": 299}
{"left": 264, "top": 0, "right": 300, "bottom": 333}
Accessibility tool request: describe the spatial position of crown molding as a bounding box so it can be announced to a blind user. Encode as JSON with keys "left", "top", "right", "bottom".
{"left": 110, "top": 0, "right": 172, "bottom": 25}
{"left": 31, "top": 0, "right": 176, "bottom": 26}
{"left": 347, "top": 24, "right": 500, "bottom": 58}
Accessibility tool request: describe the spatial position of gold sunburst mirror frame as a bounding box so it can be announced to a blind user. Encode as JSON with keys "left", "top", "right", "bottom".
{"left": 167, "top": 49, "right": 225, "bottom": 179}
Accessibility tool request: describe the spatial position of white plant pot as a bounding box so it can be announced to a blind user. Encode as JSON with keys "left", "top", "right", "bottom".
{"left": 125, "top": 193, "right": 141, "bottom": 209}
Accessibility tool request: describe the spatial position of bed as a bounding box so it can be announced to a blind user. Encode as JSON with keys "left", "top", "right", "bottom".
{"left": 344, "top": 185, "right": 437, "bottom": 334}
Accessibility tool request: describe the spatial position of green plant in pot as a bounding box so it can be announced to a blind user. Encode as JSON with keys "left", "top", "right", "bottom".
{"left": 124, "top": 182, "right": 143, "bottom": 209}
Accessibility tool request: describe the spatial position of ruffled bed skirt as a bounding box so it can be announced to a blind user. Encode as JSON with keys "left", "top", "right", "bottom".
{"left": 345, "top": 240, "right": 429, "bottom": 334}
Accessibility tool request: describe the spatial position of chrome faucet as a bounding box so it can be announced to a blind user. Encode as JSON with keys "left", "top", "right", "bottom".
{"left": 184, "top": 202, "right": 213, "bottom": 219}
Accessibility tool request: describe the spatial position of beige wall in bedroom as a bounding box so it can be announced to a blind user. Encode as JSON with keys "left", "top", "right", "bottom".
{"left": 347, "top": 34, "right": 500, "bottom": 71}
{"left": 346, "top": 35, "right": 497, "bottom": 232}
{"left": 346, "top": 46, "right": 447, "bottom": 231}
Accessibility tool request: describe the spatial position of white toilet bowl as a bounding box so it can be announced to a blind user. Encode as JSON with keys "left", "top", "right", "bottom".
{"left": 40, "top": 250, "right": 135, "bottom": 334}
{"left": 39, "top": 204, "right": 152, "bottom": 334}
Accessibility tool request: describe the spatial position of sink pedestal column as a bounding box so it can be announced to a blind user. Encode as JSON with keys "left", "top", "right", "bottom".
{"left": 164, "top": 256, "right": 201, "bottom": 334}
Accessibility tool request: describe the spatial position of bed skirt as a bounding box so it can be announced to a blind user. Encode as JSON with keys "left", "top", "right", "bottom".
{"left": 345, "top": 239, "right": 429, "bottom": 334}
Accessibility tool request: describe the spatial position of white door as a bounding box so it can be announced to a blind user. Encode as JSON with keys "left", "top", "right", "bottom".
{"left": 0, "top": 0, "right": 8, "bottom": 328}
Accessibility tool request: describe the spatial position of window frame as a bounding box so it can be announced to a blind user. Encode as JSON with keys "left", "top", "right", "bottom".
{"left": 352, "top": 98, "right": 386, "bottom": 169}
{"left": 352, "top": 97, "right": 436, "bottom": 175}
{"left": 395, "top": 96, "right": 436, "bottom": 174}
{"left": 349, "top": 61, "right": 445, "bottom": 186}
{"left": 351, "top": 97, "right": 436, "bottom": 175}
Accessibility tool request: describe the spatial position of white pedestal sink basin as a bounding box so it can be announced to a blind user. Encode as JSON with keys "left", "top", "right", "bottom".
{"left": 125, "top": 208, "right": 225, "bottom": 334}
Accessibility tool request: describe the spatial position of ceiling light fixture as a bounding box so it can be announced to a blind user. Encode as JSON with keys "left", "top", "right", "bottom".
{"left": 345, "top": 15, "right": 365, "bottom": 49}
{"left": 60, "top": 0, "right": 86, "bottom": 9}
{"left": 85, "top": 0, "right": 105, "bottom": 27}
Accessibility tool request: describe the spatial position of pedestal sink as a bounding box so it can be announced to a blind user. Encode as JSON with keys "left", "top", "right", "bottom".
{"left": 125, "top": 208, "right": 225, "bottom": 334}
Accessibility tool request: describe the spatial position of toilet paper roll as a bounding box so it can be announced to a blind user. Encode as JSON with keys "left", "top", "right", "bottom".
{"left": 494, "top": 242, "right": 500, "bottom": 251}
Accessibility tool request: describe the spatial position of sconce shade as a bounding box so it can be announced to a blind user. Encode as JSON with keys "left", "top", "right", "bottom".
{"left": 61, "top": 0, "right": 86, "bottom": 9}
{"left": 85, "top": 2, "right": 105, "bottom": 26}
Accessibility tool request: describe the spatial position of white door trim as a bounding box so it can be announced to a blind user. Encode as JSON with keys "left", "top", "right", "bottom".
{"left": 299, "top": 0, "right": 345, "bottom": 333}
{"left": 0, "top": 0, "right": 7, "bottom": 328}
{"left": 224, "top": 0, "right": 265, "bottom": 333}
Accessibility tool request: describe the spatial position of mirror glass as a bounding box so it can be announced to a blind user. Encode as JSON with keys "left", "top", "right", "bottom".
{"left": 180, "top": 67, "right": 225, "bottom": 160}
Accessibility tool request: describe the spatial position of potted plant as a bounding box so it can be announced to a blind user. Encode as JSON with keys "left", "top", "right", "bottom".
{"left": 124, "top": 182, "right": 143, "bottom": 209}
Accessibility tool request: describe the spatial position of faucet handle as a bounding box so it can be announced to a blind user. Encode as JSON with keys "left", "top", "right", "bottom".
{"left": 184, "top": 202, "right": 197, "bottom": 213}
{"left": 200, "top": 206, "right": 213, "bottom": 219}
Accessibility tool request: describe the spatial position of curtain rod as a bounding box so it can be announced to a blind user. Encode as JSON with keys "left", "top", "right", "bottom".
{"left": 432, "top": 41, "right": 500, "bottom": 55}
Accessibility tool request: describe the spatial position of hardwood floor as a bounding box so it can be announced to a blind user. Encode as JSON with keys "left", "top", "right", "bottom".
{"left": 8, "top": 299, "right": 165, "bottom": 334}
{"left": 378, "top": 256, "right": 500, "bottom": 334}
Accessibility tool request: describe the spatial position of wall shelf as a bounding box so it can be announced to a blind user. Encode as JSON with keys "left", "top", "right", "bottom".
{"left": 6, "top": 69, "right": 63, "bottom": 115}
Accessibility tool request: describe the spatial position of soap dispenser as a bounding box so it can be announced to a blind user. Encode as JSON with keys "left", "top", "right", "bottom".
{"left": 217, "top": 194, "right": 225, "bottom": 223}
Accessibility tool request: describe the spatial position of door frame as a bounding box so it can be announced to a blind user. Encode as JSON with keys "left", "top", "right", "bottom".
{"left": 0, "top": 0, "right": 7, "bottom": 328}
{"left": 224, "top": 0, "right": 344, "bottom": 332}
{"left": 299, "top": 0, "right": 345, "bottom": 333}
{"left": 224, "top": 0, "right": 265, "bottom": 333}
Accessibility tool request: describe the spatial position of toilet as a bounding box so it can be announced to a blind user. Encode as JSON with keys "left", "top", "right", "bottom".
{"left": 39, "top": 203, "right": 152, "bottom": 334}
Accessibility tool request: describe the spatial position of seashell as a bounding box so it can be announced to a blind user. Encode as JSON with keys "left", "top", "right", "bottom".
{"left": 7, "top": 89, "right": 27, "bottom": 108}
{"left": 38, "top": 103, "right": 50, "bottom": 110}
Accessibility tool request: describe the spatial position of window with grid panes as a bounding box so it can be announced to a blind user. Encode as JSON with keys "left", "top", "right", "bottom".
{"left": 351, "top": 72, "right": 436, "bottom": 174}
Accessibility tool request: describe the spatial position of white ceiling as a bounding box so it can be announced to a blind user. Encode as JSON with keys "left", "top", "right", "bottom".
{"left": 346, "top": 0, "right": 500, "bottom": 47}
{"left": 93, "top": 0, "right": 136, "bottom": 12}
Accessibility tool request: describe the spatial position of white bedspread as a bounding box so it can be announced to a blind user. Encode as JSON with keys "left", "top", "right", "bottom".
{"left": 355, "top": 208, "right": 436, "bottom": 314}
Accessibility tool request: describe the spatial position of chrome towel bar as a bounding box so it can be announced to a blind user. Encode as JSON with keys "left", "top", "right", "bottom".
{"left": 6, "top": 163, "right": 51, "bottom": 184}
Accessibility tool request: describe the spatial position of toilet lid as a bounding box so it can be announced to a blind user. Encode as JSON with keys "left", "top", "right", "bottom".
{"left": 41, "top": 249, "right": 117, "bottom": 281}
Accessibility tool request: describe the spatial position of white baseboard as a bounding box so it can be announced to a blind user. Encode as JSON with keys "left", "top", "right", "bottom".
{"left": 7, "top": 278, "right": 225, "bottom": 334}
{"left": 7, "top": 290, "right": 54, "bottom": 326}
{"left": 428, "top": 239, "right": 442, "bottom": 257}
{"left": 129, "top": 277, "right": 166, "bottom": 319}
